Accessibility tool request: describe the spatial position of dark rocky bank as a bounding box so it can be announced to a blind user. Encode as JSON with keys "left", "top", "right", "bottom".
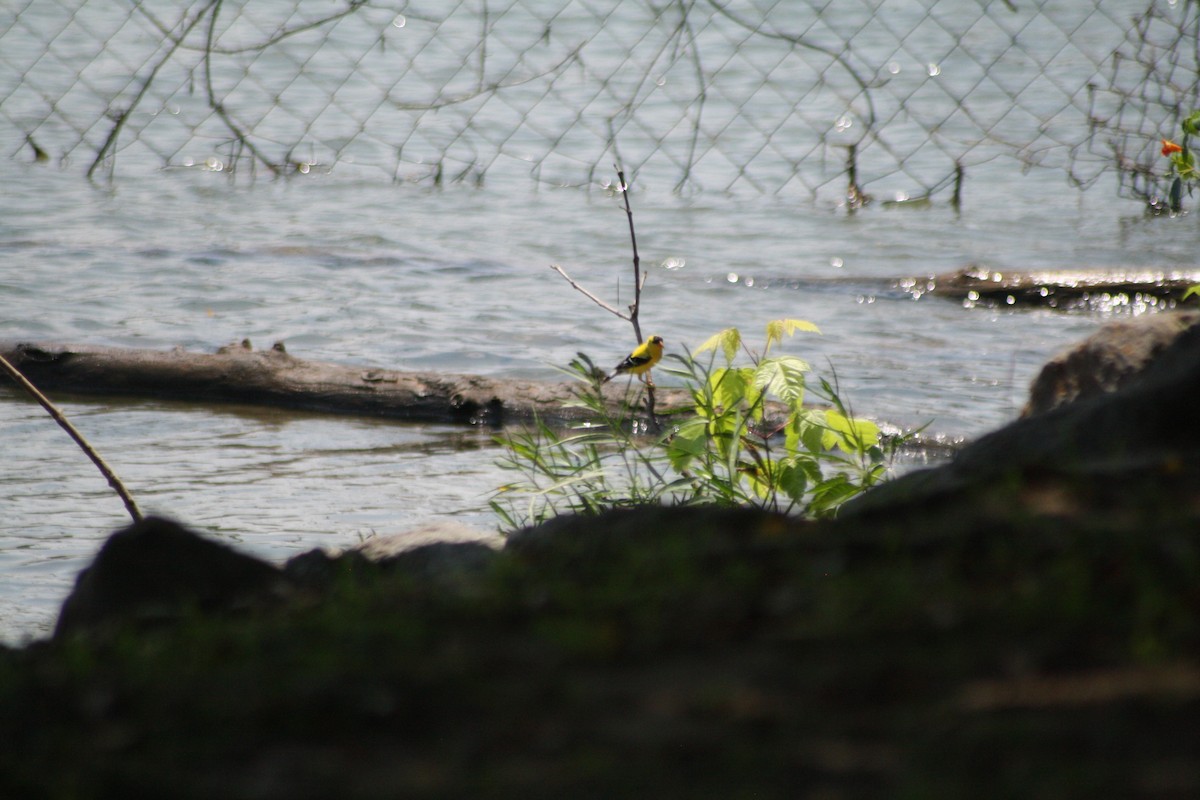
{"left": 2, "top": 313, "right": 1200, "bottom": 798}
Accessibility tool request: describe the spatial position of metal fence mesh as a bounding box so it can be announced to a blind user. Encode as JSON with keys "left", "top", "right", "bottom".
{"left": 0, "top": 0, "right": 1193, "bottom": 205}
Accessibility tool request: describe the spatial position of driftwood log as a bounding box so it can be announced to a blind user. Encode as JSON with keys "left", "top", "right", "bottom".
{"left": 900, "top": 265, "right": 1200, "bottom": 306}
{"left": 0, "top": 340, "right": 694, "bottom": 427}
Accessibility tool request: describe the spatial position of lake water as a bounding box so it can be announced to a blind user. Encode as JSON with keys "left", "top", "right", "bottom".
{"left": 2, "top": 0, "right": 1197, "bottom": 643}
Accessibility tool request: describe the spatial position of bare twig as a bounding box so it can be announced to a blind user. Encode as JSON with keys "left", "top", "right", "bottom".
{"left": 88, "top": 0, "right": 218, "bottom": 181}
{"left": 0, "top": 355, "right": 142, "bottom": 523}
{"left": 548, "top": 168, "right": 659, "bottom": 429}
{"left": 616, "top": 168, "right": 644, "bottom": 344}
{"left": 203, "top": 0, "right": 282, "bottom": 176}
{"left": 549, "top": 264, "right": 629, "bottom": 319}
{"left": 614, "top": 169, "right": 659, "bottom": 430}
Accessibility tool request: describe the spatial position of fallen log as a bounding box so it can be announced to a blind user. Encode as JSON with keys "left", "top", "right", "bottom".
{"left": 0, "top": 340, "right": 694, "bottom": 427}
{"left": 900, "top": 265, "right": 1200, "bottom": 307}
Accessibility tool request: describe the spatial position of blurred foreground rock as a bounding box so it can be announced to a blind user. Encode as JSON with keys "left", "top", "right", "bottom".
{"left": 56, "top": 519, "right": 504, "bottom": 637}
{"left": 54, "top": 516, "right": 290, "bottom": 638}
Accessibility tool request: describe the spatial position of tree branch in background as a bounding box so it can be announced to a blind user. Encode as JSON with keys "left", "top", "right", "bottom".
{"left": 0, "top": 354, "right": 142, "bottom": 524}
{"left": 616, "top": 168, "right": 645, "bottom": 344}
{"left": 548, "top": 168, "right": 659, "bottom": 428}
{"left": 616, "top": 169, "right": 658, "bottom": 428}
{"left": 549, "top": 264, "right": 629, "bottom": 320}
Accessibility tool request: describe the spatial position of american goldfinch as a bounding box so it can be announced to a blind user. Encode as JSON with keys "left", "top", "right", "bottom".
{"left": 603, "top": 335, "right": 665, "bottom": 385}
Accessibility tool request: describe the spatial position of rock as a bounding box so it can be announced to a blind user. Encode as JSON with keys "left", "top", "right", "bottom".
{"left": 55, "top": 516, "right": 503, "bottom": 637}
{"left": 505, "top": 503, "right": 786, "bottom": 556}
{"left": 350, "top": 520, "right": 503, "bottom": 559}
{"left": 283, "top": 521, "right": 502, "bottom": 591}
{"left": 378, "top": 541, "right": 498, "bottom": 583}
{"left": 844, "top": 316, "right": 1200, "bottom": 516}
{"left": 1023, "top": 311, "right": 1200, "bottom": 416}
{"left": 54, "top": 516, "right": 289, "bottom": 638}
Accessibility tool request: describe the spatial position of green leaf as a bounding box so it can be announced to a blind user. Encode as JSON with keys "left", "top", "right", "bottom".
{"left": 808, "top": 474, "right": 860, "bottom": 517}
{"left": 666, "top": 418, "right": 708, "bottom": 471}
{"left": 776, "top": 457, "right": 810, "bottom": 502}
{"left": 709, "top": 366, "right": 755, "bottom": 414}
{"left": 788, "top": 409, "right": 832, "bottom": 454}
{"left": 825, "top": 410, "right": 881, "bottom": 454}
{"left": 1183, "top": 110, "right": 1200, "bottom": 137}
{"left": 754, "top": 356, "right": 810, "bottom": 409}
{"left": 695, "top": 328, "right": 741, "bottom": 363}
{"left": 1183, "top": 285, "right": 1200, "bottom": 302}
{"left": 765, "top": 318, "right": 821, "bottom": 350}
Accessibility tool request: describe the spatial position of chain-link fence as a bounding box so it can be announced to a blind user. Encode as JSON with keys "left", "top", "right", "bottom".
{"left": 0, "top": 0, "right": 1192, "bottom": 205}
{"left": 1083, "top": 0, "right": 1200, "bottom": 208}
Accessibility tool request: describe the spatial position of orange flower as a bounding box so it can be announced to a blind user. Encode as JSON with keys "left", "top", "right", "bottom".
{"left": 1162, "top": 138, "right": 1184, "bottom": 156}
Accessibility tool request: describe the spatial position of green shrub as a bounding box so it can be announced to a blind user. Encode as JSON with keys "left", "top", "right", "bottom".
{"left": 490, "top": 320, "right": 906, "bottom": 530}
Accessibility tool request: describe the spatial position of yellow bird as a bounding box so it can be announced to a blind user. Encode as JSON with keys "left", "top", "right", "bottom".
{"left": 603, "top": 335, "right": 665, "bottom": 385}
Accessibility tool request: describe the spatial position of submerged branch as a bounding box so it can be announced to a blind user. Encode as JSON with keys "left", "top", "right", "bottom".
{"left": 0, "top": 354, "right": 142, "bottom": 523}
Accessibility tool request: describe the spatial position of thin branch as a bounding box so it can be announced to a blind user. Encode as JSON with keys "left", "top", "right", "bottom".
{"left": 550, "top": 264, "right": 630, "bottom": 320}
{"left": 133, "top": 0, "right": 372, "bottom": 56}
{"left": 672, "top": 0, "right": 707, "bottom": 194}
{"left": 548, "top": 169, "right": 658, "bottom": 430}
{"left": 616, "top": 168, "right": 644, "bottom": 344}
{"left": 0, "top": 355, "right": 142, "bottom": 524}
{"left": 614, "top": 169, "right": 659, "bottom": 430}
{"left": 643, "top": 385, "right": 660, "bottom": 434}
{"left": 203, "top": 0, "right": 282, "bottom": 176}
{"left": 88, "top": 0, "right": 219, "bottom": 181}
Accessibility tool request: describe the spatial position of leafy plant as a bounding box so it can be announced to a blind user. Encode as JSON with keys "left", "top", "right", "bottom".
{"left": 495, "top": 169, "right": 912, "bottom": 531}
{"left": 1160, "top": 110, "right": 1200, "bottom": 212}
{"left": 666, "top": 320, "right": 889, "bottom": 517}
{"left": 490, "top": 320, "right": 905, "bottom": 530}
{"left": 490, "top": 354, "right": 675, "bottom": 530}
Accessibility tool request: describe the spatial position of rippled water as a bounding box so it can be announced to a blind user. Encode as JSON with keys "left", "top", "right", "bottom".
{"left": 0, "top": 393, "right": 502, "bottom": 638}
{"left": 5, "top": 161, "right": 1193, "bottom": 643}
